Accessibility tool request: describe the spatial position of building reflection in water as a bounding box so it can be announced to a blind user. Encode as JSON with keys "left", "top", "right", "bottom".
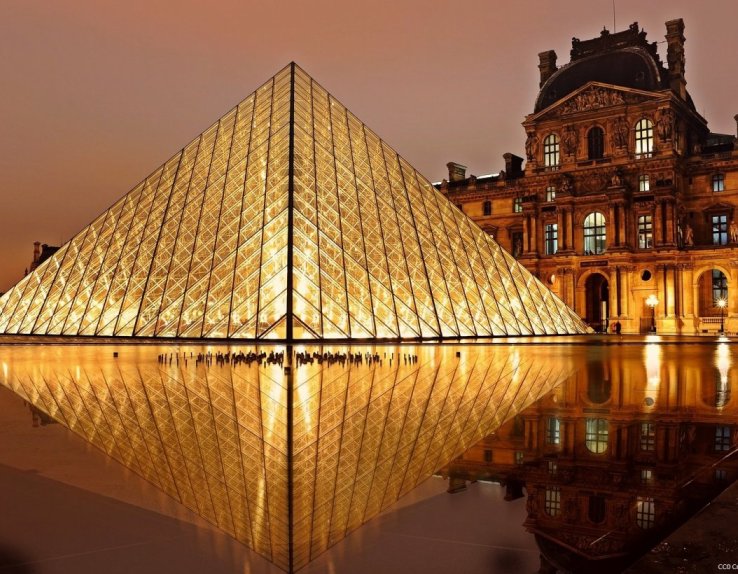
{"left": 442, "top": 343, "right": 738, "bottom": 573}
{"left": 0, "top": 342, "right": 575, "bottom": 573}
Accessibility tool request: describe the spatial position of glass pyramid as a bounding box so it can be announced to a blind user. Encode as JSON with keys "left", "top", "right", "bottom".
{"left": 0, "top": 64, "right": 588, "bottom": 340}
{"left": 1, "top": 343, "right": 576, "bottom": 571}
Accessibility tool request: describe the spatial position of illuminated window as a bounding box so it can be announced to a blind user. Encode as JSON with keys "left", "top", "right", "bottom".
{"left": 587, "top": 126, "right": 605, "bottom": 159}
{"left": 545, "top": 186, "right": 556, "bottom": 202}
{"left": 638, "top": 215, "right": 653, "bottom": 249}
{"left": 546, "top": 417, "right": 561, "bottom": 445}
{"left": 483, "top": 200, "right": 492, "bottom": 216}
{"left": 639, "top": 174, "right": 650, "bottom": 191}
{"left": 636, "top": 496, "right": 655, "bottom": 529}
{"left": 513, "top": 197, "right": 523, "bottom": 213}
{"left": 713, "top": 173, "right": 726, "bottom": 192}
{"left": 713, "top": 270, "right": 728, "bottom": 302}
{"left": 635, "top": 118, "right": 654, "bottom": 157}
{"left": 515, "top": 451, "right": 524, "bottom": 465}
{"left": 715, "top": 426, "right": 732, "bottom": 451}
{"left": 545, "top": 223, "right": 558, "bottom": 255}
{"left": 544, "top": 487, "right": 561, "bottom": 516}
{"left": 544, "top": 134, "right": 560, "bottom": 168}
{"left": 548, "top": 460, "right": 558, "bottom": 475}
{"left": 641, "top": 469, "right": 653, "bottom": 483}
{"left": 640, "top": 422, "right": 656, "bottom": 451}
{"left": 585, "top": 418, "right": 608, "bottom": 453}
{"left": 583, "top": 212, "right": 606, "bottom": 254}
{"left": 712, "top": 215, "right": 728, "bottom": 245}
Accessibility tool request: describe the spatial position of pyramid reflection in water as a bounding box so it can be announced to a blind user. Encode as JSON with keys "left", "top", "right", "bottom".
{"left": 0, "top": 64, "right": 588, "bottom": 339}
{"left": 1, "top": 343, "right": 574, "bottom": 571}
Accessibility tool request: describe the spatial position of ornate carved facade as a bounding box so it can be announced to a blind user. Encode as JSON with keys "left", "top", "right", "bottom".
{"left": 440, "top": 343, "right": 738, "bottom": 571}
{"left": 440, "top": 20, "right": 738, "bottom": 334}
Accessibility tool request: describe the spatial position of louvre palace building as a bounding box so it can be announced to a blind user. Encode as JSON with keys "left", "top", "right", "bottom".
{"left": 440, "top": 19, "right": 738, "bottom": 334}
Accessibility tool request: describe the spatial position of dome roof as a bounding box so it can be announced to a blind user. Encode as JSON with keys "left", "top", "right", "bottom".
{"left": 535, "top": 46, "right": 666, "bottom": 112}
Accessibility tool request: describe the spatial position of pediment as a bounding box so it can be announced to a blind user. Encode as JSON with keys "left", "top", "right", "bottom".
{"left": 528, "top": 82, "right": 666, "bottom": 122}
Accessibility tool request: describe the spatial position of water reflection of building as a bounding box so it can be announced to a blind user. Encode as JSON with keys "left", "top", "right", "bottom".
{"left": 440, "top": 19, "right": 738, "bottom": 334}
{"left": 441, "top": 344, "right": 738, "bottom": 572}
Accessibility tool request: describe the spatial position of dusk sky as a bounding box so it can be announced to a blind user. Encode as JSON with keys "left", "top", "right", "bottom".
{"left": 1, "top": 0, "right": 736, "bottom": 292}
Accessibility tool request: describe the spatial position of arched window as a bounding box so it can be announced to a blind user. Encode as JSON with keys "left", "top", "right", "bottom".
{"left": 587, "top": 126, "right": 605, "bottom": 159}
{"left": 585, "top": 418, "right": 608, "bottom": 453}
{"left": 636, "top": 496, "right": 655, "bottom": 529}
{"left": 483, "top": 200, "right": 492, "bottom": 216}
{"left": 635, "top": 118, "right": 654, "bottom": 157}
{"left": 543, "top": 134, "right": 560, "bottom": 168}
{"left": 583, "top": 212, "right": 607, "bottom": 254}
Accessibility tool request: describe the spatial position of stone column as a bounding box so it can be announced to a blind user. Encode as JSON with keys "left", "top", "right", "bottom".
{"left": 608, "top": 204, "right": 618, "bottom": 247}
{"left": 653, "top": 201, "right": 663, "bottom": 247}
{"left": 664, "top": 201, "right": 676, "bottom": 246}
{"left": 665, "top": 265, "right": 676, "bottom": 316}
{"left": 557, "top": 208, "right": 567, "bottom": 250}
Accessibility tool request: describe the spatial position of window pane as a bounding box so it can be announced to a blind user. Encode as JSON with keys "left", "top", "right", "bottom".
{"left": 544, "top": 134, "right": 560, "bottom": 168}
{"left": 640, "top": 422, "right": 655, "bottom": 451}
{"left": 546, "top": 417, "right": 561, "bottom": 444}
{"left": 583, "top": 212, "right": 607, "bottom": 254}
{"left": 545, "top": 223, "right": 558, "bottom": 255}
{"left": 585, "top": 418, "right": 608, "bottom": 453}
{"left": 636, "top": 496, "right": 655, "bottom": 529}
{"left": 545, "top": 487, "right": 561, "bottom": 516}
{"left": 638, "top": 215, "right": 653, "bottom": 249}
{"left": 715, "top": 425, "right": 732, "bottom": 451}
{"left": 712, "top": 215, "right": 728, "bottom": 245}
{"left": 635, "top": 119, "right": 653, "bottom": 157}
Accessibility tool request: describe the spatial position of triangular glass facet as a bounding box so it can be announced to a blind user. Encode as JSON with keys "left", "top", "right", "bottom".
{"left": 0, "top": 64, "right": 589, "bottom": 339}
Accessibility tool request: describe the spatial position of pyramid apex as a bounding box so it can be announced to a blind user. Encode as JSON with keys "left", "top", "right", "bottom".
{"left": 0, "top": 64, "right": 589, "bottom": 340}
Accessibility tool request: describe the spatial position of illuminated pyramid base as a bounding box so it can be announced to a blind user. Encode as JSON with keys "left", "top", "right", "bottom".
{"left": 0, "top": 64, "right": 589, "bottom": 340}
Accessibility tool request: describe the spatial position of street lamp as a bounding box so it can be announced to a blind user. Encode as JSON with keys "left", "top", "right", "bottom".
{"left": 717, "top": 297, "right": 727, "bottom": 334}
{"left": 646, "top": 294, "right": 659, "bottom": 333}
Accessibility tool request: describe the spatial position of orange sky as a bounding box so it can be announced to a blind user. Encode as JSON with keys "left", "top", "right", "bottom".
{"left": 1, "top": 0, "right": 736, "bottom": 292}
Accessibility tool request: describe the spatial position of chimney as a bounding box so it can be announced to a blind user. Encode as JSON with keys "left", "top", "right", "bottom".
{"left": 446, "top": 162, "right": 467, "bottom": 182}
{"left": 538, "top": 50, "right": 557, "bottom": 87}
{"left": 734, "top": 114, "right": 738, "bottom": 137}
{"left": 32, "top": 241, "right": 40, "bottom": 265}
{"left": 665, "top": 19, "right": 686, "bottom": 100}
{"left": 503, "top": 153, "right": 524, "bottom": 178}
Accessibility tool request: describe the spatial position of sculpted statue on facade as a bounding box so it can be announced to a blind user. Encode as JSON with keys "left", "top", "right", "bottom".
{"left": 525, "top": 131, "right": 538, "bottom": 161}
{"left": 560, "top": 87, "right": 625, "bottom": 114}
{"left": 562, "top": 126, "right": 578, "bottom": 155}
{"left": 612, "top": 117, "right": 629, "bottom": 149}
{"left": 656, "top": 108, "right": 674, "bottom": 142}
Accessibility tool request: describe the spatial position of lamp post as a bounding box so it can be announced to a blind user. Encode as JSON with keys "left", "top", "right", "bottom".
{"left": 717, "top": 297, "right": 727, "bottom": 334}
{"left": 646, "top": 294, "right": 659, "bottom": 333}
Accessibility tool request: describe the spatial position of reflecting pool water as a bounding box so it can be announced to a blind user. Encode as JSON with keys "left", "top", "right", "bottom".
{"left": 442, "top": 340, "right": 738, "bottom": 573}
{"left": 0, "top": 338, "right": 735, "bottom": 573}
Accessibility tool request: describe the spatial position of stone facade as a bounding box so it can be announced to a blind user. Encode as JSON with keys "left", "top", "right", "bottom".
{"left": 440, "top": 345, "right": 738, "bottom": 570}
{"left": 440, "top": 20, "right": 738, "bottom": 334}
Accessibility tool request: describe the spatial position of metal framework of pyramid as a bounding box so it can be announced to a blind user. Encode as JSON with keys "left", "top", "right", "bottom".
{"left": 1, "top": 343, "right": 575, "bottom": 572}
{"left": 0, "top": 63, "right": 588, "bottom": 340}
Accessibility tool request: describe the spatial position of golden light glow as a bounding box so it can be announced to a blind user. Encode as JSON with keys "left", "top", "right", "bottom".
{"left": 0, "top": 65, "right": 588, "bottom": 341}
{"left": 0, "top": 342, "right": 574, "bottom": 571}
